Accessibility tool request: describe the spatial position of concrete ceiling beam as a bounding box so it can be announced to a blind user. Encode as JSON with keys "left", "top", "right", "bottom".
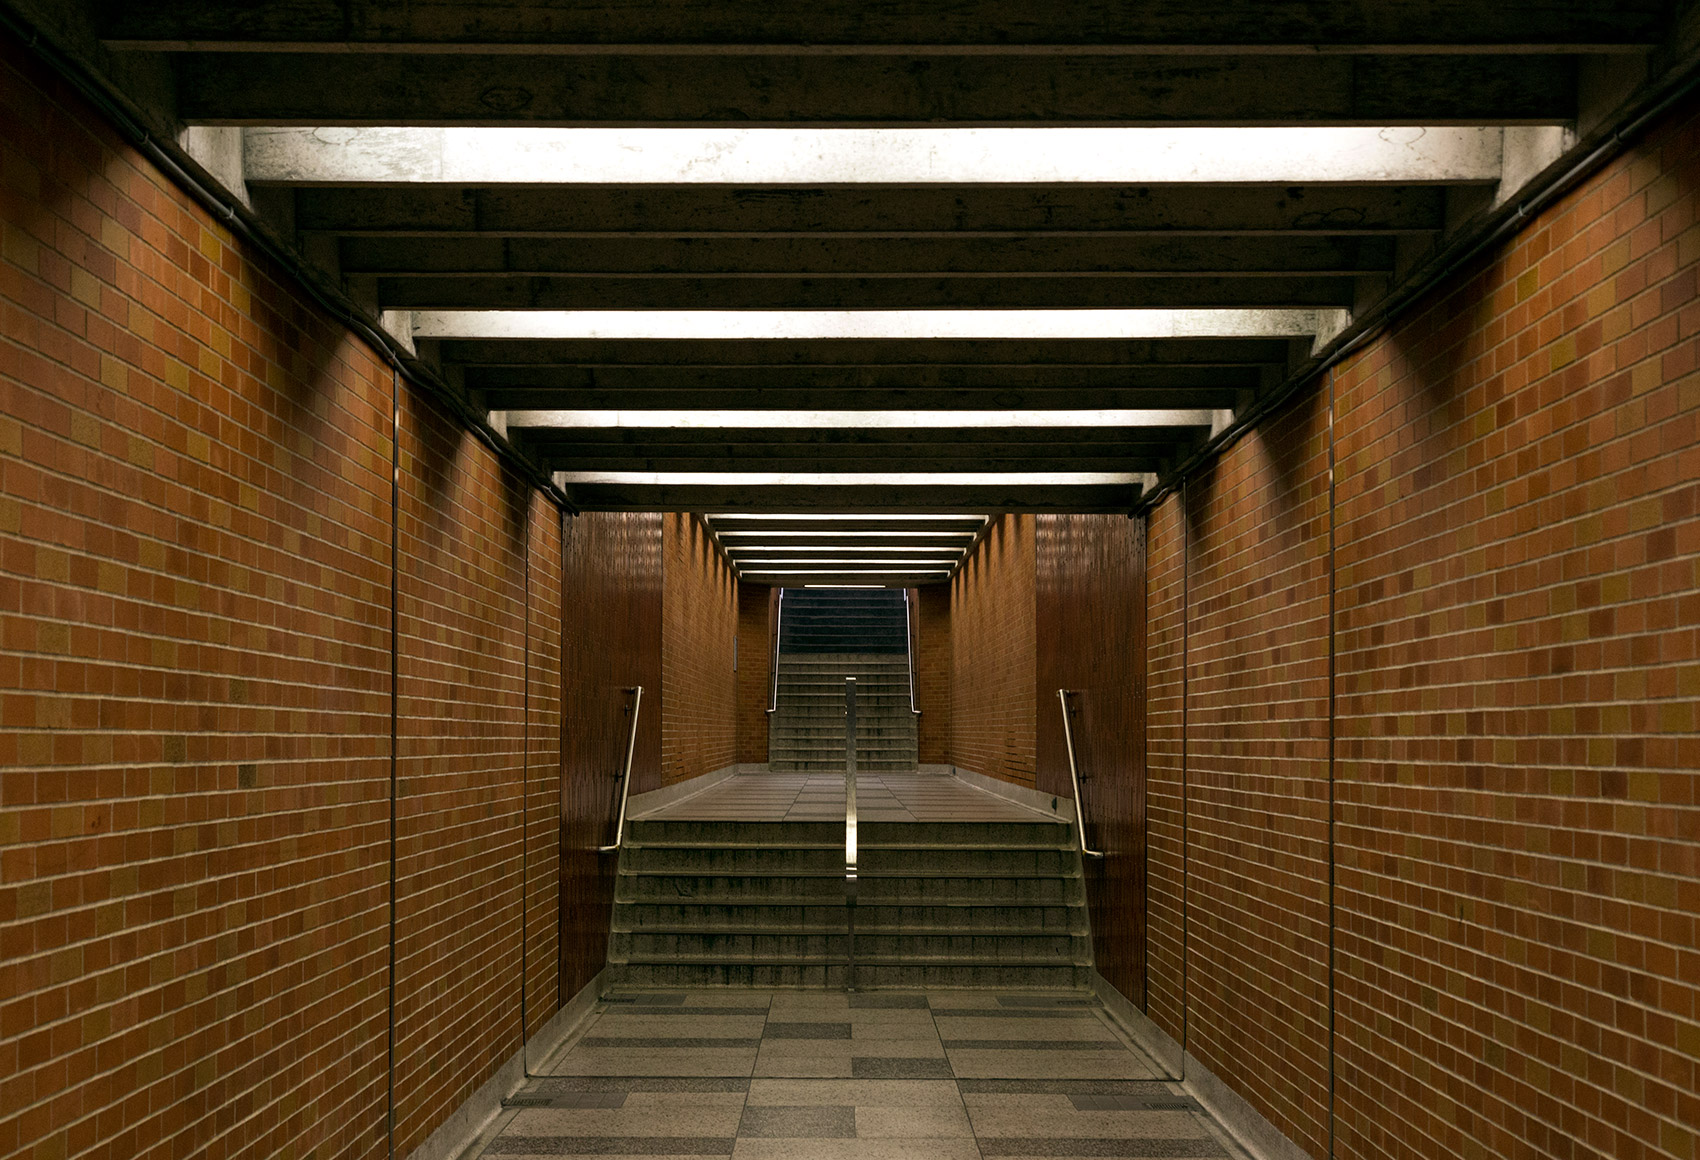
{"left": 377, "top": 274, "right": 1358, "bottom": 310}
{"left": 337, "top": 235, "right": 1399, "bottom": 277}
{"left": 476, "top": 387, "right": 1248, "bottom": 412}
{"left": 553, "top": 479, "right": 1150, "bottom": 514}
{"left": 99, "top": 1, "right": 1666, "bottom": 51}
{"left": 241, "top": 126, "right": 1507, "bottom": 185}
{"left": 176, "top": 53, "right": 1575, "bottom": 126}
{"left": 536, "top": 455, "right": 1172, "bottom": 473}
{"left": 291, "top": 184, "right": 1449, "bottom": 236}
{"left": 433, "top": 337, "right": 1296, "bottom": 367}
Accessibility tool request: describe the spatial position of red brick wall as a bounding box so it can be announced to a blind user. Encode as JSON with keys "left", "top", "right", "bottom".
{"left": 914, "top": 584, "right": 952, "bottom": 764}
{"left": 949, "top": 514, "right": 1038, "bottom": 788}
{"left": 661, "top": 513, "right": 738, "bottom": 786}
{"left": 0, "top": 35, "right": 573, "bottom": 1160}
{"left": 1143, "top": 497, "right": 1188, "bottom": 1046}
{"left": 1329, "top": 104, "right": 1700, "bottom": 1160}
{"left": 0, "top": 39, "right": 394, "bottom": 1160}
{"left": 734, "top": 583, "right": 773, "bottom": 764}
{"left": 1139, "top": 102, "right": 1700, "bottom": 1160}
{"left": 392, "top": 390, "right": 534, "bottom": 1157}
{"left": 559, "top": 511, "right": 660, "bottom": 989}
{"left": 1035, "top": 513, "right": 1148, "bottom": 1003}
{"left": 524, "top": 499, "right": 562, "bottom": 1040}
{"left": 1181, "top": 392, "right": 1335, "bottom": 1157}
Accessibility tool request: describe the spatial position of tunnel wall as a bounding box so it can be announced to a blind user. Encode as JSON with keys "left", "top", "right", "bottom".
{"left": 1034, "top": 513, "right": 1149, "bottom": 1003}
{"left": 1142, "top": 102, "right": 1700, "bottom": 1160}
{"left": 0, "top": 38, "right": 589, "bottom": 1160}
{"left": 733, "top": 583, "right": 773, "bottom": 764}
{"left": 660, "top": 512, "right": 738, "bottom": 787}
{"left": 948, "top": 513, "right": 1038, "bottom": 788}
{"left": 914, "top": 583, "right": 953, "bottom": 764}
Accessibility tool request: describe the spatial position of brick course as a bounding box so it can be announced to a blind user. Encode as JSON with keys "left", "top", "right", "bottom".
{"left": 1136, "top": 101, "right": 1700, "bottom": 1160}
{"left": 949, "top": 515, "right": 1038, "bottom": 788}
{"left": 660, "top": 513, "right": 738, "bottom": 786}
{"left": 0, "top": 35, "right": 570, "bottom": 1160}
{"left": 734, "top": 583, "right": 773, "bottom": 764}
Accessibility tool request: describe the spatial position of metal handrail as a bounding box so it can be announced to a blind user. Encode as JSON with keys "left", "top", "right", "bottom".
{"left": 766, "top": 588, "right": 785, "bottom": 714}
{"left": 1056, "top": 689, "right": 1104, "bottom": 859}
{"left": 598, "top": 685, "right": 643, "bottom": 853}
{"left": 844, "top": 676, "right": 859, "bottom": 991}
{"left": 903, "top": 589, "right": 921, "bottom": 715}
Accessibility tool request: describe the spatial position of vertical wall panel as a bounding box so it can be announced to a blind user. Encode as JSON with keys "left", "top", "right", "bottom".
{"left": 0, "top": 35, "right": 392, "bottom": 1160}
{"left": 734, "top": 583, "right": 773, "bottom": 765}
{"left": 393, "top": 391, "right": 529, "bottom": 1157}
{"left": 1036, "top": 513, "right": 1148, "bottom": 1004}
{"left": 559, "top": 511, "right": 660, "bottom": 999}
{"left": 1330, "top": 105, "right": 1700, "bottom": 1160}
{"left": 525, "top": 498, "right": 562, "bottom": 1039}
{"left": 1183, "top": 394, "right": 1335, "bottom": 1159}
{"left": 660, "top": 513, "right": 737, "bottom": 786}
{"left": 949, "top": 514, "right": 1038, "bottom": 789}
{"left": 914, "top": 584, "right": 953, "bottom": 764}
{"left": 1144, "top": 498, "right": 1188, "bottom": 1044}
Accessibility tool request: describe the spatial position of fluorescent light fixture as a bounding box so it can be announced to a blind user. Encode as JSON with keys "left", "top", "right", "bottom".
{"left": 557, "top": 472, "right": 1145, "bottom": 485}
{"left": 502, "top": 409, "right": 1214, "bottom": 429}
{"left": 248, "top": 126, "right": 1506, "bottom": 185}
{"left": 420, "top": 308, "right": 1343, "bottom": 341}
{"left": 725, "top": 546, "right": 964, "bottom": 554}
{"left": 743, "top": 569, "right": 953, "bottom": 575}
{"left": 717, "top": 531, "right": 978, "bottom": 539}
{"left": 737, "top": 558, "right": 962, "bottom": 566}
{"left": 712, "top": 514, "right": 986, "bottom": 522}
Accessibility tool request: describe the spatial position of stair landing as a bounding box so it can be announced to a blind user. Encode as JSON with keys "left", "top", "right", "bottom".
{"left": 635, "top": 771, "right": 1052, "bottom": 823}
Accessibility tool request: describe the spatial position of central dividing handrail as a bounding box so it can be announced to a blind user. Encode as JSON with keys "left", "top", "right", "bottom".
{"left": 766, "top": 588, "right": 785, "bottom": 715}
{"left": 903, "top": 589, "right": 921, "bottom": 716}
{"left": 1056, "top": 689, "right": 1104, "bottom": 859}
{"left": 844, "top": 676, "right": 858, "bottom": 991}
{"left": 598, "top": 685, "right": 643, "bottom": 854}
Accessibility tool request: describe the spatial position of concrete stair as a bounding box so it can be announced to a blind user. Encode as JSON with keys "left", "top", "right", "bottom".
{"left": 607, "top": 819, "right": 1092, "bottom": 989}
{"left": 770, "top": 589, "right": 918, "bottom": 772}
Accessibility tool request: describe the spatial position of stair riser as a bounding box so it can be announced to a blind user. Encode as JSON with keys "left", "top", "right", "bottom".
{"left": 608, "top": 962, "right": 1092, "bottom": 989}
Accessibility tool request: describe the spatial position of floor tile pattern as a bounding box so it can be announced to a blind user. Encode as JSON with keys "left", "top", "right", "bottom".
{"left": 638, "top": 773, "right": 1053, "bottom": 823}
{"left": 476, "top": 991, "right": 1250, "bottom": 1159}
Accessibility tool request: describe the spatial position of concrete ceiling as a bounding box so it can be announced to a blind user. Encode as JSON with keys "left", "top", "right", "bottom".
{"left": 8, "top": 0, "right": 1696, "bottom": 584}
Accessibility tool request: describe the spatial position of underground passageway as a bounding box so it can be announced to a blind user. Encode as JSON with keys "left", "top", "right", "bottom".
{"left": 2, "top": 3, "right": 1698, "bottom": 1160}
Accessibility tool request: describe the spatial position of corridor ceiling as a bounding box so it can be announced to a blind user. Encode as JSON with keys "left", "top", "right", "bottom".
{"left": 18, "top": 0, "right": 1697, "bottom": 585}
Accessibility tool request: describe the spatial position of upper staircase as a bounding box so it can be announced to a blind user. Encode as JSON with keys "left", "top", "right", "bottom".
{"left": 769, "top": 588, "right": 918, "bottom": 772}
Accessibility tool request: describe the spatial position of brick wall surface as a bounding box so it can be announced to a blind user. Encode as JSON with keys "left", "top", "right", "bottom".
{"left": 1181, "top": 396, "right": 1335, "bottom": 1158}
{"left": 1330, "top": 104, "right": 1699, "bottom": 1160}
{"left": 660, "top": 513, "right": 738, "bottom": 786}
{"left": 914, "top": 584, "right": 952, "bottom": 764}
{"left": 524, "top": 499, "right": 562, "bottom": 1039}
{"left": 1035, "top": 513, "right": 1148, "bottom": 1005}
{"left": 559, "top": 511, "right": 660, "bottom": 990}
{"left": 949, "top": 515, "right": 1038, "bottom": 787}
{"left": 392, "top": 389, "right": 531, "bottom": 1156}
{"left": 734, "top": 583, "right": 772, "bottom": 765}
{"left": 1143, "top": 498, "right": 1187, "bottom": 1047}
{"left": 1137, "top": 102, "right": 1700, "bottom": 1160}
{"left": 0, "top": 39, "right": 395, "bottom": 1160}
{"left": 0, "top": 34, "right": 571, "bottom": 1160}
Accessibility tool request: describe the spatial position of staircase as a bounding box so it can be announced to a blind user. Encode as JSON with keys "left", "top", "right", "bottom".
{"left": 607, "top": 818, "right": 1092, "bottom": 989}
{"left": 769, "top": 588, "right": 918, "bottom": 772}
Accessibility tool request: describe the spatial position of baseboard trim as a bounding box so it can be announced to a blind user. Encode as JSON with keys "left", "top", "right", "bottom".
{"left": 410, "top": 968, "right": 606, "bottom": 1160}
{"left": 943, "top": 764, "right": 1072, "bottom": 822}
{"left": 626, "top": 763, "right": 750, "bottom": 819}
{"left": 1089, "top": 970, "right": 1316, "bottom": 1160}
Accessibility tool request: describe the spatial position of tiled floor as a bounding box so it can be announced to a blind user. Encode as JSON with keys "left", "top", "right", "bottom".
{"left": 638, "top": 773, "right": 1054, "bottom": 823}
{"left": 474, "top": 990, "right": 1249, "bottom": 1159}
